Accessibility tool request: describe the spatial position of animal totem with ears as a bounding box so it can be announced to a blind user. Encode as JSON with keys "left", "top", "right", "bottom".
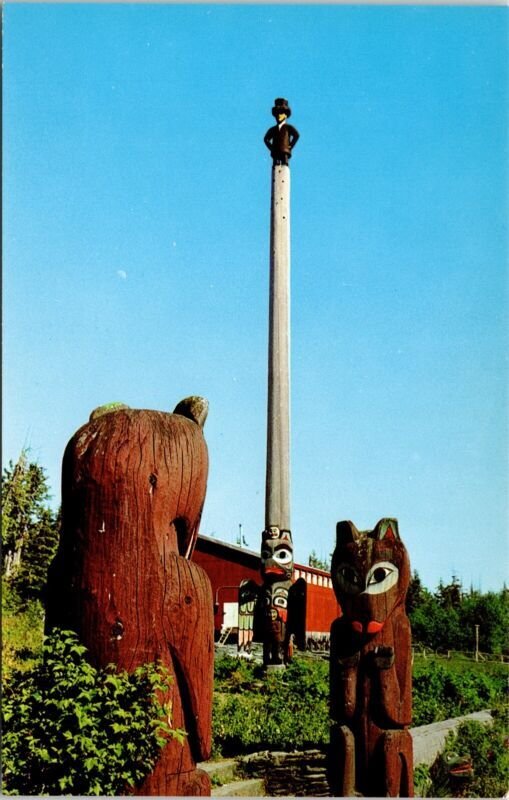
{"left": 329, "top": 518, "right": 414, "bottom": 798}
{"left": 46, "top": 398, "right": 214, "bottom": 796}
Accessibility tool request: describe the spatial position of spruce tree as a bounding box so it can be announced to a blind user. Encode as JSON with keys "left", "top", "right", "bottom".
{"left": 2, "top": 450, "right": 60, "bottom": 607}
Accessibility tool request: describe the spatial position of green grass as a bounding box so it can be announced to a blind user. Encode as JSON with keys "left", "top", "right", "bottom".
{"left": 413, "top": 651, "right": 508, "bottom": 679}
{"left": 2, "top": 584, "right": 45, "bottom": 680}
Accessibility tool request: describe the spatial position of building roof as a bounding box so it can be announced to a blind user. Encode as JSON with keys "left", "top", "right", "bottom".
{"left": 196, "top": 534, "right": 331, "bottom": 578}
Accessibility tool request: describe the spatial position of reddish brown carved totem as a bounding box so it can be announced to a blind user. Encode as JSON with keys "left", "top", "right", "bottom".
{"left": 46, "top": 398, "right": 213, "bottom": 796}
{"left": 329, "top": 518, "right": 413, "bottom": 797}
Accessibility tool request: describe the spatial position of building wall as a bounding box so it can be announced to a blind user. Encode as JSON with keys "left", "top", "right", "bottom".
{"left": 192, "top": 538, "right": 260, "bottom": 632}
{"left": 306, "top": 584, "right": 341, "bottom": 636}
{"left": 192, "top": 535, "right": 341, "bottom": 638}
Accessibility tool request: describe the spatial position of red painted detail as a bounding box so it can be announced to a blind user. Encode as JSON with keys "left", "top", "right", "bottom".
{"left": 263, "top": 566, "right": 286, "bottom": 576}
{"left": 192, "top": 536, "right": 341, "bottom": 635}
{"left": 383, "top": 526, "right": 395, "bottom": 542}
{"left": 450, "top": 765, "right": 472, "bottom": 776}
{"left": 278, "top": 608, "right": 288, "bottom": 623}
{"left": 351, "top": 621, "right": 363, "bottom": 634}
{"left": 367, "top": 620, "right": 384, "bottom": 634}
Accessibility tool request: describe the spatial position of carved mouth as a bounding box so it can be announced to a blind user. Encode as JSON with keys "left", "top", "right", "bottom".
{"left": 263, "top": 567, "right": 286, "bottom": 576}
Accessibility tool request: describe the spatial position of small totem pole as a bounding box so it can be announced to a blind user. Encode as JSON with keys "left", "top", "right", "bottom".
{"left": 46, "top": 399, "right": 213, "bottom": 796}
{"left": 260, "top": 99, "right": 300, "bottom": 668}
{"left": 329, "top": 519, "right": 414, "bottom": 797}
{"left": 260, "top": 526, "right": 295, "bottom": 665}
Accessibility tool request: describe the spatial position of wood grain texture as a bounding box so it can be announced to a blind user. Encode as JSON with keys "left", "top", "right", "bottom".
{"left": 46, "top": 408, "right": 213, "bottom": 796}
{"left": 328, "top": 519, "right": 414, "bottom": 797}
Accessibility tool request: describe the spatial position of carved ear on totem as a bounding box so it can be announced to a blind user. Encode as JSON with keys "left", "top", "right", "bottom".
{"left": 373, "top": 518, "right": 400, "bottom": 542}
{"left": 336, "top": 520, "right": 360, "bottom": 546}
{"left": 89, "top": 402, "right": 130, "bottom": 422}
{"left": 173, "top": 396, "right": 209, "bottom": 428}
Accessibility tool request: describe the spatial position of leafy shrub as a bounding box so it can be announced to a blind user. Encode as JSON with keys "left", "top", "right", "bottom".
{"left": 214, "top": 654, "right": 261, "bottom": 688}
{"left": 429, "top": 712, "right": 509, "bottom": 798}
{"left": 413, "top": 763, "right": 434, "bottom": 798}
{"left": 2, "top": 629, "right": 185, "bottom": 795}
{"left": 412, "top": 662, "right": 505, "bottom": 726}
{"left": 213, "top": 656, "right": 329, "bottom": 756}
{"left": 2, "top": 582, "right": 45, "bottom": 679}
{"left": 213, "top": 654, "right": 507, "bottom": 758}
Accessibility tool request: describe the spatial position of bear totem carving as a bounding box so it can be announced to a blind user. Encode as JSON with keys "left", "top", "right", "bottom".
{"left": 46, "top": 398, "right": 213, "bottom": 796}
{"left": 329, "top": 519, "right": 414, "bottom": 797}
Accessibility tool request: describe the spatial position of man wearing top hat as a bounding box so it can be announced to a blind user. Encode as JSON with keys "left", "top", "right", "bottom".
{"left": 264, "top": 98, "right": 300, "bottom": 166}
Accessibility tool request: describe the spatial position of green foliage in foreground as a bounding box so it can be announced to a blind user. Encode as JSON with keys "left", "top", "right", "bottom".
{"left": 412, "top": 660, "right": 506, "bottom": 726}
{"left": 436, "top": 712, "right": 509, "bottom": 798}
{"left": 212, "top": 654, "right": 507, "bottom": 757}
{"left": 213, "top": 656, "right": 329, "bottom": 756}
{"left": 415, "top": 712, "right": 509, "bottom": 798}
{"left": 2, "top": 629, "right": 186, "bottom": 796}
{"left": 2, "top": 583, "right": 45, "bottom": 679}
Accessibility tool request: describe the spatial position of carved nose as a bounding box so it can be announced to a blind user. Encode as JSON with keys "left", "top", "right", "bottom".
{"left": 366, "top": 620, "right": 384, "bottom": 634}
{"left": 350, "top": 620, "right": 384, "bottom": 635}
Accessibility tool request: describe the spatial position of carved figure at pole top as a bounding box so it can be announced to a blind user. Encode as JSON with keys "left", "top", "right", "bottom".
{"left": 264, "top": 98, "right": 300, "bottom": 166}
{"left": 328, "top": 518, "right": 414, "bottom": 797}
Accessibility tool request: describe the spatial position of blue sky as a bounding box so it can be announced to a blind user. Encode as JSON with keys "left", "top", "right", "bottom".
{"left": 4, "top": 4, "right": 507, "bottom": 592}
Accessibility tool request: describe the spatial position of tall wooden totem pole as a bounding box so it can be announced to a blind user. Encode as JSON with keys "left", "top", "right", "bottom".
{"left": 46, "top": 398, "right": 214, "bottom": 796}
{"left": 329, "top": 518, "right": 414, "bottom": 797}
{"left": 260, "top": 99, "right": 300, "bottom": 667}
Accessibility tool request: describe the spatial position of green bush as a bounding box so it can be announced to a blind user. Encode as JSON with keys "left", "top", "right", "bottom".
{"left": 413, "top": 763, "right": 434, "bottom": 798}
{"left": 412, "top": 661, "right": 505, "bottom": 725}
{"left": 213, "top": 657, "right": 329, "bottom": 756}
{"left": 2, "top": 580, "right": 45, "bottom": 679}
{"left": 2, "top": 629, "right": 186, "bottom": 796}
{"left": 212, "top": 655, "right": 507, "bottom": 758}
{"left": 214, "top": 654, "right": 261, "bottom": 688}
{"left": 429, "top": 712, "right": 509, "bottom": 797}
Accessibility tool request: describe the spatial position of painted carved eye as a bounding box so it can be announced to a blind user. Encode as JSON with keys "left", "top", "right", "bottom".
{"left": 369, "top": 566, "right": 392, "bottom": 585}
{"left": 274, "top": 548, "right": 292, "bottom": 564}
{"left": 365, "top": 561, "right": 399, "bottom": 595}
{"left": 261, "top": 550, "right": 271, "bottom": 560}
{"left": 335, "top": 562, "right": 362, "bottom": 594}
{"left": 340, "top": 566, "right": 361, "bottom": 586}
{"left": 273, "top": 595, "right": 288, "bottom": 608}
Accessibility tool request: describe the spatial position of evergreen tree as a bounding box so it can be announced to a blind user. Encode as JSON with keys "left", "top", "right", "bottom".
{"left": 436, "top": 574, "right": 463, "bottom": 609}
{"left": 308, "top": 550, "right": 330, "bottom": 571}
{"left": 459, "top": 590, "right": 509, "bottom": 655}
{"left": 406, "top": 570, "right": 429, "bottom": 614}
{"left": 2, "top": 450, "right": 60, "bottom": 606}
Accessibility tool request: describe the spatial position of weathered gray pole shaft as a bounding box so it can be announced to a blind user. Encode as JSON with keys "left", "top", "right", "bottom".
{"left": 265, "top": 164, "right": 291, "bottom": 531}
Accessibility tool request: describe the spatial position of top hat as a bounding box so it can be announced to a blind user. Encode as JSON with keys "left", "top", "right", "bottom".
{"left": 272, "top": 98, "right": 292, "bottom": 119}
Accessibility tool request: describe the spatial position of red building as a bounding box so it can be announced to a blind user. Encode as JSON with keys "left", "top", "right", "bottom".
{"left": 192, "top": 534, "right": 341, "bottom": 642}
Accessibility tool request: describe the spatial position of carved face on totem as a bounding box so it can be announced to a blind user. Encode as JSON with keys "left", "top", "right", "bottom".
{"left": 331, "top": 519, "right": 410, "bottom": 637}
{"left": 263, "top": 583, "right": 289, "bottom": 639}
{"left": 261, "top": 527, "right": 294, "bottom": 583}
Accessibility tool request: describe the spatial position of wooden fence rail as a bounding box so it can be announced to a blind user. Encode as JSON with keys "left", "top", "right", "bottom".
{"left": 412, "top": 647, "right": 508, "bottom": 664}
